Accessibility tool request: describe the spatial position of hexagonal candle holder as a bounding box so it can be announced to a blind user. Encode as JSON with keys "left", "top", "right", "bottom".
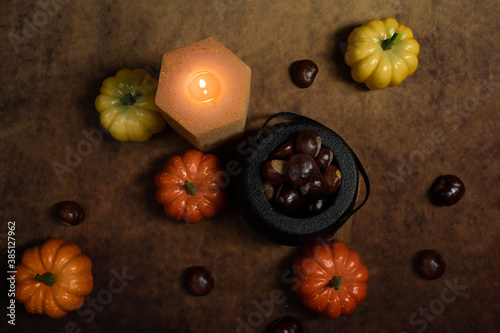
{"left": 155, "top": 37, "right": 252, "bottom": 151}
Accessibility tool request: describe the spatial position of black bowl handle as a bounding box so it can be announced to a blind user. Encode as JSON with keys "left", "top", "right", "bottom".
{"left": 261, "top": 112, "right": 370, "bottom": 220}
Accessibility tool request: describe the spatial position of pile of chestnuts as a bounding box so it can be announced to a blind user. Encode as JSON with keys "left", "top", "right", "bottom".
{"left": 261, "top": 130, "right": 341, "bottom": 217}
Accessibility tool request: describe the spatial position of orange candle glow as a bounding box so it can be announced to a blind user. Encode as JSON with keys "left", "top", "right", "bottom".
{"left": 187, "top": 72, "right": 221, "bottom": 103}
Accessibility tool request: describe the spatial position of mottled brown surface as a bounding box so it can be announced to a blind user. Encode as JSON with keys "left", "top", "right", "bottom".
{"left": 1, "top": 1, "right": 500, "bottom": 332}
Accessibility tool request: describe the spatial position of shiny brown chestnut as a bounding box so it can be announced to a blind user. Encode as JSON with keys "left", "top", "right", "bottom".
{"left": 291, "top": 59, "right": 318, "bottom": 88}
{"left": 415, "top": 250, "right": 446, "bottom": 280}
{"left": 54, "top": 201, "right": 86, "bottom": 226}
{"left": 296, "top": 130, "right": 321, "bottom": 157}
{"left": 300, "top": 172, "right": 326, "bottom": 198}
{"left": 315, "top": 147, "right": 334, "bottom": 169}
{"left": 304, "top": 195, "right": 328, "bottom": 215}
{"left": 268, "top": 316, "right": 304, "bottom": 333}
{"left": 262, "top": 160, "right": 287, "bottom": 185}
{"left": 285, "top": 154, "right": 316, "bottom": 187}
{"left": 184, "top": 266, "right": 215, "bottom": 296}
{"left": 323, "top": 165, "right": 341, "bottom": 194}
{"left": 430, "top": 175, "right": 465, "bottom": 206}
{"left": 269, "top": 139, "right": 296, "bottom": 160}
{"left": 276, "top": 183, "right": 303, "bottom": 216}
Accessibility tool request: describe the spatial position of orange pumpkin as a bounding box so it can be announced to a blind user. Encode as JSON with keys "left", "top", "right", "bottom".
{"left": 292, "top": 240, "right": 368, "bottom": 319}
{"left": 155, "top": 149, "right": 229, "bottom": 224}
{"left": 15, "top": 238, "right": 93, "bottom": 318}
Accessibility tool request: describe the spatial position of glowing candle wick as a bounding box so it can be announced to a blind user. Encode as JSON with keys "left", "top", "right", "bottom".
{"left": 188, "top": 72, "right": 221, "bottom": 103}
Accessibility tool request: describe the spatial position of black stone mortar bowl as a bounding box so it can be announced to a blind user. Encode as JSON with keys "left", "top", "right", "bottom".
{"left": 240, "top": 113, "right": 370, "bottom": 246}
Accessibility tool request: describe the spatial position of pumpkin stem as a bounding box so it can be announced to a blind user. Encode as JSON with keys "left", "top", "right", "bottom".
{"left": 381, "top": 33, "right": 398, "bottom": 50}
{"left": 329, "top": 276, "right": 342, "bottom": 290}
{"left": 36, "top": 272, "right": 55, "bottom": 287}
{"left": 120, "top": 93, "right": 136, "bottom": 106}
{"left": 185, "top": 180, "right": 197, "bottom": 195}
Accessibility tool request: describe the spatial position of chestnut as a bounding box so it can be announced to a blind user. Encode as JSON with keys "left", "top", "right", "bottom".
{"left": 323, "top": 165, "right": 341, "bottom": 194}
{"left": 54, "top": 201, "right": 85, "bottom": 226}
{"left": 296, "top": 130, "right": 321, "bottom": 157}
{"left": 262, "top": 160, "right": 287, "bottom": 185}
{"left": 415, "top": 250, "right": 446, "bottom": 280}
{"left": 304, "top": 195, "right": 327, "bottom": 215}
{"left": 315, "top": 147, "right": 334, "bottom": 169}
{"left": 269, "top": 139, "right": 296, "bottom": 160}
{"left": 430, "top": 175, "right": 465, "bottom": 206}
{"left": 291, "top": 59, "right": 319, "bottom": 88}
{"left": 276, "top": 183, "right": 303, "bottom": 216}
{"left": 184, "top": 266, "right": 215, "bottom": 296}
{"left": 300, "top": 172, "right": 325, "bottom": 198}
{"left": 268, "top": 315, "right": 304, "bottom": 333}
{"left": 285, "top": 154, "right": 316, "bottom": 187}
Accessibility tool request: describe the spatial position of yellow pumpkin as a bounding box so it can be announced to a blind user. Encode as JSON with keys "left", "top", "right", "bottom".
{"left": 345, "top": 17, "right": 420, "bottom": 90}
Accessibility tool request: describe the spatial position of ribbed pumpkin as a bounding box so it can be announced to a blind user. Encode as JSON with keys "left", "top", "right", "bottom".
{"left": 293, "top": 240, "right": 368, "bottom": 319}
{"left": 155, "top": 149, "right": 229, "bottom": 224}
{"left": 15, "top": 238, "right": 93, "bottom": 318}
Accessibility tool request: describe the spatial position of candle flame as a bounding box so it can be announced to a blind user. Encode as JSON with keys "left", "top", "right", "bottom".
{"left": 188, "top": 72, "right": 221, "bottom": 102}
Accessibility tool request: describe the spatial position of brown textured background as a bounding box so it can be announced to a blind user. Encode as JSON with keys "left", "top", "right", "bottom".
{"left": 1, "top": 0, "right": 500, "bottom": 332}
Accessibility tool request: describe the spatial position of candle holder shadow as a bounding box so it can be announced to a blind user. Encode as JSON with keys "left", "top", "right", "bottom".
{"left": 239, "top": 113, "right": 370, "bottom": 246}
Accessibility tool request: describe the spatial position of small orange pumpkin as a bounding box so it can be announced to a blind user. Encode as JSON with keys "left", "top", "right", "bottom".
{"left": 15, "top": 238, "right": 93, "bottom": 318}
{"left": 292, "top": 240, "right": 368, "bottom": 319}
{"left": 155, "top": 149, "right": 229, "bottom": 224}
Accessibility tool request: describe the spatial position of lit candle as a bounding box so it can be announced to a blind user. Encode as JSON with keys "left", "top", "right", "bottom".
{"left": 156, "top": 37, "right": 252, "bottom": 151}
